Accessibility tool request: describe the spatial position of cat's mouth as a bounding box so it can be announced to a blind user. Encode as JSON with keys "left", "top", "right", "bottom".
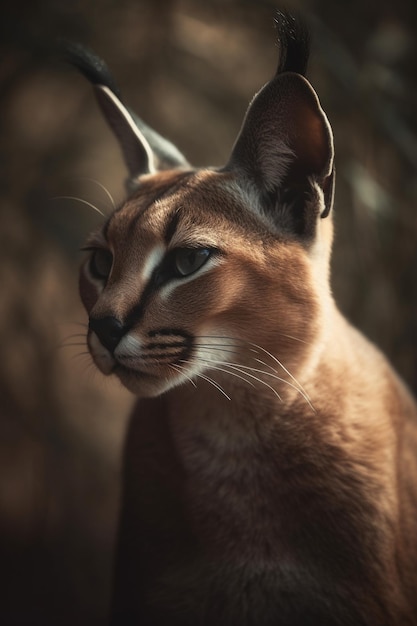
{"left": 88, "top": 327, "right": 194, "bottom": 393}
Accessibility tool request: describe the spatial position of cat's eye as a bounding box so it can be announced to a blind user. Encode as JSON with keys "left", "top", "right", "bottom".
{"left": 89, "top": 249, "right": 113, "bottom": 280}
{"left": 174, "top": 247, "right": 211, "bottom": 277}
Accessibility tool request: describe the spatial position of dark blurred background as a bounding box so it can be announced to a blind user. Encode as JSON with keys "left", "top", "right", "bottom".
{"left": 0, "top": 0, "right": 416, "bottom": 624}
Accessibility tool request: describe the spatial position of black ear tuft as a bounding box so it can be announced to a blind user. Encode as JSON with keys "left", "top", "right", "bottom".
{"left": 274, "top": 10, "right": 310, "bottom": 76}
{"left": 61, "top": 40, "right": 122, "bottom": 99}
{"left": 63, "top": 41, "right": 189, "bottom": 185}
{"left": 226, "top": 12, "right": 334, "bottom": 235}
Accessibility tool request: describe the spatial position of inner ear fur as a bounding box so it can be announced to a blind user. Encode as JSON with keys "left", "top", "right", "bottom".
{"left": 94, "top": 85, "right": 190, "bottom": 183}
{"left": 94, "top": 85, "right": 156, "bottom": 178}
{"left": 227, "top": 72, "right": 335, "bottom": 225}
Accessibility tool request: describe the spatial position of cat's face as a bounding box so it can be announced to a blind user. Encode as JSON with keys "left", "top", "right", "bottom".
{"left": 80, "top": 169, "right": 321, "bottom": 398}
{"left": 75, "top": 23, "right": 335, "bottom": 399}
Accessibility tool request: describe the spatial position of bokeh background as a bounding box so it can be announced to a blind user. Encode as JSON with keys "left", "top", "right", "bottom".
{"left": 1, "top": 0, "right": 416, "bottom": 624}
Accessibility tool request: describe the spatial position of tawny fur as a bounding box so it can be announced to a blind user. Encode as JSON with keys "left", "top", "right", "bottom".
{"left": 73, "top": 16, "right": 417, "bottom": 626}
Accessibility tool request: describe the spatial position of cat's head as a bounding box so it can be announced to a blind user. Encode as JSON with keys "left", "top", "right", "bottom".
{"left": 74, "top": 13, "right": 335, "bottom": 399}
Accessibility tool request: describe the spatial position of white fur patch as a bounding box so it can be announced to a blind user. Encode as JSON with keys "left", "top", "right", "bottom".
{"left": 115, "top": 334, "right": 142, "bottom": 359}
{"left": 141, "top": 245, "right": 165, "bottom": 283}
{"left": 97, "top": 85, "right": 157, "bottom": 174}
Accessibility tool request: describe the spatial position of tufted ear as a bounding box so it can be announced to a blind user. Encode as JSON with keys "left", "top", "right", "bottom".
{"left": 64, "top": 42, "right": 189, "bottom": 189}
{"left": 227, "top": 72, "right": 334, "bottom": 218}
{"left": 225, "top": 11, "right": 335, "bottom": 236}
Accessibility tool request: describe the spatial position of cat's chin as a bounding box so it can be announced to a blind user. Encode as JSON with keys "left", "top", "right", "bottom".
{"left": 114, "top": 364, "right": 180, "bottom": 398}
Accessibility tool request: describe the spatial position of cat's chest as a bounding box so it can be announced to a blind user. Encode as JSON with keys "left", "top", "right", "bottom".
{"left": 168, "top": 402, "right": 287, "bottom": 562}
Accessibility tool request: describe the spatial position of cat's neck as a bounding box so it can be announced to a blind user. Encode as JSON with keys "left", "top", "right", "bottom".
{"left": 166, "top": 306, "right": 345, "bottom": 463}
{"left": 164, "top": 310, "right": 400, "bottom": 562}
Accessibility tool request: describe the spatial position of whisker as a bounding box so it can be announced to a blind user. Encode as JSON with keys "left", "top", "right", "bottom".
{"left": 76, "top": 177, "right": 116, "bottom": 211}
{"left": 201, "top": 357, "right": 314, "bottom": 410}
{"left": 195, "top": 345, "right": 303, "bottom": 393}
{"left": 52, "top": 196, "right": 106, "bottom": 218}
{"left": 197, "top": 373, "right": 231, "bottom": 401}
{"left": 179, "top": 363, "right": 231, "bottom": 401}
{"left": 195, "top": 335, "right": 238, "bottom": 344}
{"left": 67, "top": 321, "right": 88, "bottom": 328}
{"left": 194, "top": 344, "right": 238, "bottom": 356}
{"left": 193, "top": 335, "right": 315, "bottom": 411}
{"left": 252, "top": 357, "right": 278, "bottom": 374}
{"left": 279, "top": 333, "right": 309, "bottom": 344}
{"left": 232, "top": 363, "right": 314, "bottom": 409}
{"left": 196, "top": 344, "right": 277, "bottom": 374}
{"left": 79, "top": 359, "right": 103, "bottom": 384}
{"left": 70, "top": 351, "right": 91, "bottom": 361}
{"left": 227, "top": 361, "right": 297, "bottom": 386}
{"left": 186, "top": 360, "right": 256, "bottom": 389}
{"left": 56, "top": 333, "right": 87, "bottom": 350}
{"left": 170, "top": 363, "right": 197, "bottom": 388}
{"left": 197, "top": 333, "right": 308, "bottom": 346}
{"left": 196, "top": 358, "right": 282, "bottom": 402}
{"left": 247, "top": 342, "right": 314, "bottom": 410}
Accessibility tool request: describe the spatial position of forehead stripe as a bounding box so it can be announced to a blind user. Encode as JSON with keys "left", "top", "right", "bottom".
{"left": 164, "top": 210, "right": 181, "bottom": 245}
{"left": 130, "top": 171, "right": 194, "bottom": 232}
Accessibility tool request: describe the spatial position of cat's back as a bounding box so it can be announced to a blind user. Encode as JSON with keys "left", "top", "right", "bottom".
{"left": 311, "top": 312, "right": 417, "bottom": 607}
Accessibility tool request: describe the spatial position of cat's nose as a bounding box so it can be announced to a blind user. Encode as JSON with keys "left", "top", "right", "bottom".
{"left": 89, "top": 316, "right": 125, "bottom": 353}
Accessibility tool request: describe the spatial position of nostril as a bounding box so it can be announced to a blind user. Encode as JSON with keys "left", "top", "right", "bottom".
{"left": 89, "top": 316, "right": 125, "bottom": 353}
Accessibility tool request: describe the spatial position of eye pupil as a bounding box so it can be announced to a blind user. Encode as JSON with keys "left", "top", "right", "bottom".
{"left": 90, "top": 249, "right": 113, "bottom": 280}
{"left": 175, "top": 248, "right": 211, "bottom": 277}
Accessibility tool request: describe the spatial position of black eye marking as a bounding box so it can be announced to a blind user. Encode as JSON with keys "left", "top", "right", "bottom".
{"left": 124, "top": 248, "right": 220, "bottom": 330}
{"left": 88, "top": 249, "right": 113, "bottom": 280}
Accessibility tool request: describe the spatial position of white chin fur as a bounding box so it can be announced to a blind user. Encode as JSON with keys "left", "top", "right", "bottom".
{"left": 115, "top": 367, "right": 185, "bottom": 398}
